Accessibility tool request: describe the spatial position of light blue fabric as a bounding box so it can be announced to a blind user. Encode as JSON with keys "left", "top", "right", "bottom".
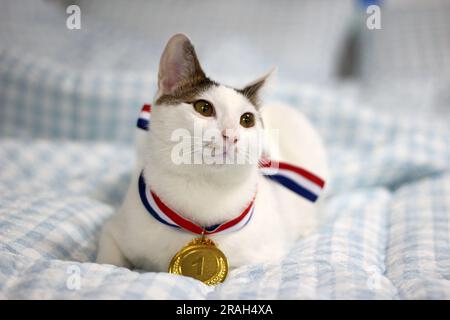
{"left": 0, "top": 49, "right": 153, "bottom": 142}
{"left": 0, "top": 84, "right": 449, "bottom": 299}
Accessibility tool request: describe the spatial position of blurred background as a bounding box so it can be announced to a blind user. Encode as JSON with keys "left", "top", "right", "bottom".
{"left": 0, "top": 0, "right": 449, "bottom": 142}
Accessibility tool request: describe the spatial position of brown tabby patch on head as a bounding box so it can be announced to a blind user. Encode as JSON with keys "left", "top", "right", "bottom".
{"left": 156, "top": 77, "right": 218, "bottom": 105}
{"left": 156, "top": 40, "right": 218, "bottom": 105}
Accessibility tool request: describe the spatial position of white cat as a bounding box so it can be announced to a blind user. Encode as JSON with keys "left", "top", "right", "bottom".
{"left": 96, "top": 34, "right": 329, "bottom": 273}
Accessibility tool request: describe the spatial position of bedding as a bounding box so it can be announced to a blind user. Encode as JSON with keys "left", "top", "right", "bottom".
{"left": 1, "top": 85, "right": 449, "bottom": 299}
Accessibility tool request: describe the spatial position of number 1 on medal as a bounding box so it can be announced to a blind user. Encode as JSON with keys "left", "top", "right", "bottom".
{"left": 192, "top": 256, "right": 205, "bottom": 276}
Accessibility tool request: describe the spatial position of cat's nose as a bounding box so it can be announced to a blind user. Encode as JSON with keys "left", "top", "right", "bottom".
{"left": 222, "top": 130, "right": 239, "bottom": 144}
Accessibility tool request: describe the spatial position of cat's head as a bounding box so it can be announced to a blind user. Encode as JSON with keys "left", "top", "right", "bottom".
{"left": 147, "top": 34, "right": 271, "bottom": 179}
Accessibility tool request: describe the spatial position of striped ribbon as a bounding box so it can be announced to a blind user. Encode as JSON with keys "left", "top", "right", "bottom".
{"left": 137, "top": 103, "right": 326, "bottom": 235}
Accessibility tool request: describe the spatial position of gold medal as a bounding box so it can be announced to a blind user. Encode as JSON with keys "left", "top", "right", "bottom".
{"left": 168, "top": 236, "right": 228, "bottom": 285}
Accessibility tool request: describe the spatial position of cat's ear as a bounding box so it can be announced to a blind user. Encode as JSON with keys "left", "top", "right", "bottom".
{"left": 157, "top": 33, "right": 206, "bottom": 96}
{"left": 239, "top": 68, "right": 276, "bottom": 108}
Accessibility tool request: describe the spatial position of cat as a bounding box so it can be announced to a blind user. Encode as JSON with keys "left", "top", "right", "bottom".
{"left": 96, "top": 34, "right": 329, "bottom": 272}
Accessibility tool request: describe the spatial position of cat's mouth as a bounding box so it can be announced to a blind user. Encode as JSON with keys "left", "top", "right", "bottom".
{"left": 209, "top": 146, "right": 234, "bottom": 161}
{"left": 215, "top": 145, "right": 232, "bottom": 156}
{"left": 204, "top": 145, "right": 254, "bottom": 167}
{"left": 171, "top": 140, "right": 257, "bottom": 166}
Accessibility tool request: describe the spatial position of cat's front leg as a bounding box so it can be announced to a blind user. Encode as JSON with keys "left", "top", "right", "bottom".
{"left": 96, "top": 223, "right": 132, "bottom": 269}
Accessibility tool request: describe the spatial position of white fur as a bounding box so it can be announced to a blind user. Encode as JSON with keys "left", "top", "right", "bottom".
{"left": 97, "top": 35, "right": 329, "bottom": 272}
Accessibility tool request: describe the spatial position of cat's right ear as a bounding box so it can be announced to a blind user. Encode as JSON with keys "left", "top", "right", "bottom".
{"left": 239, "top": 68, "right": 276, "bottom": 109}
{"left": 157, "top": 33, "right": 206, "bottom": 96}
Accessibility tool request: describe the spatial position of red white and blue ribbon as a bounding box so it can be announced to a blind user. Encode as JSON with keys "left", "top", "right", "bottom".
{"left": 137, "top": 103, "right": 326, "bottom": 233}
{"left": 138, "top": 173, "right": 255, "bottom": 235}
{"left": 259, "top": 160, "right": 325, "bottom": 203}
{"left": 137, "top": 104, "right": 151, "bottom": 130}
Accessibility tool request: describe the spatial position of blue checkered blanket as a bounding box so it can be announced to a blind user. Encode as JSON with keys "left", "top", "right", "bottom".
{"left": 1, "top": 83, "right": 449, "bottom": 299}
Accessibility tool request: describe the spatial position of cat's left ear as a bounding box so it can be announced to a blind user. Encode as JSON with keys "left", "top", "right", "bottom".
{"left": 239, "top": 68, "right": 276, "bottom": 108}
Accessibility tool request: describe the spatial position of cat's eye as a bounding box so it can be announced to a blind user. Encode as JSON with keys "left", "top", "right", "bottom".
{"left": 240, "top": 112, "right": 255, "bottom": 128}
{"left": 193, "top": 100, "right": 214, "bottom": 117}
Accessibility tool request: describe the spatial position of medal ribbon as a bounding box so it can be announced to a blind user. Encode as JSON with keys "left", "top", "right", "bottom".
{"left": 137, "top": 104, "right": 326, "bottom": 234}
{"left": 259, "top": 159, "right": 324, "bottom": 202}
{"left": 138, "top": 173, "right": 255, "bottom": 235}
